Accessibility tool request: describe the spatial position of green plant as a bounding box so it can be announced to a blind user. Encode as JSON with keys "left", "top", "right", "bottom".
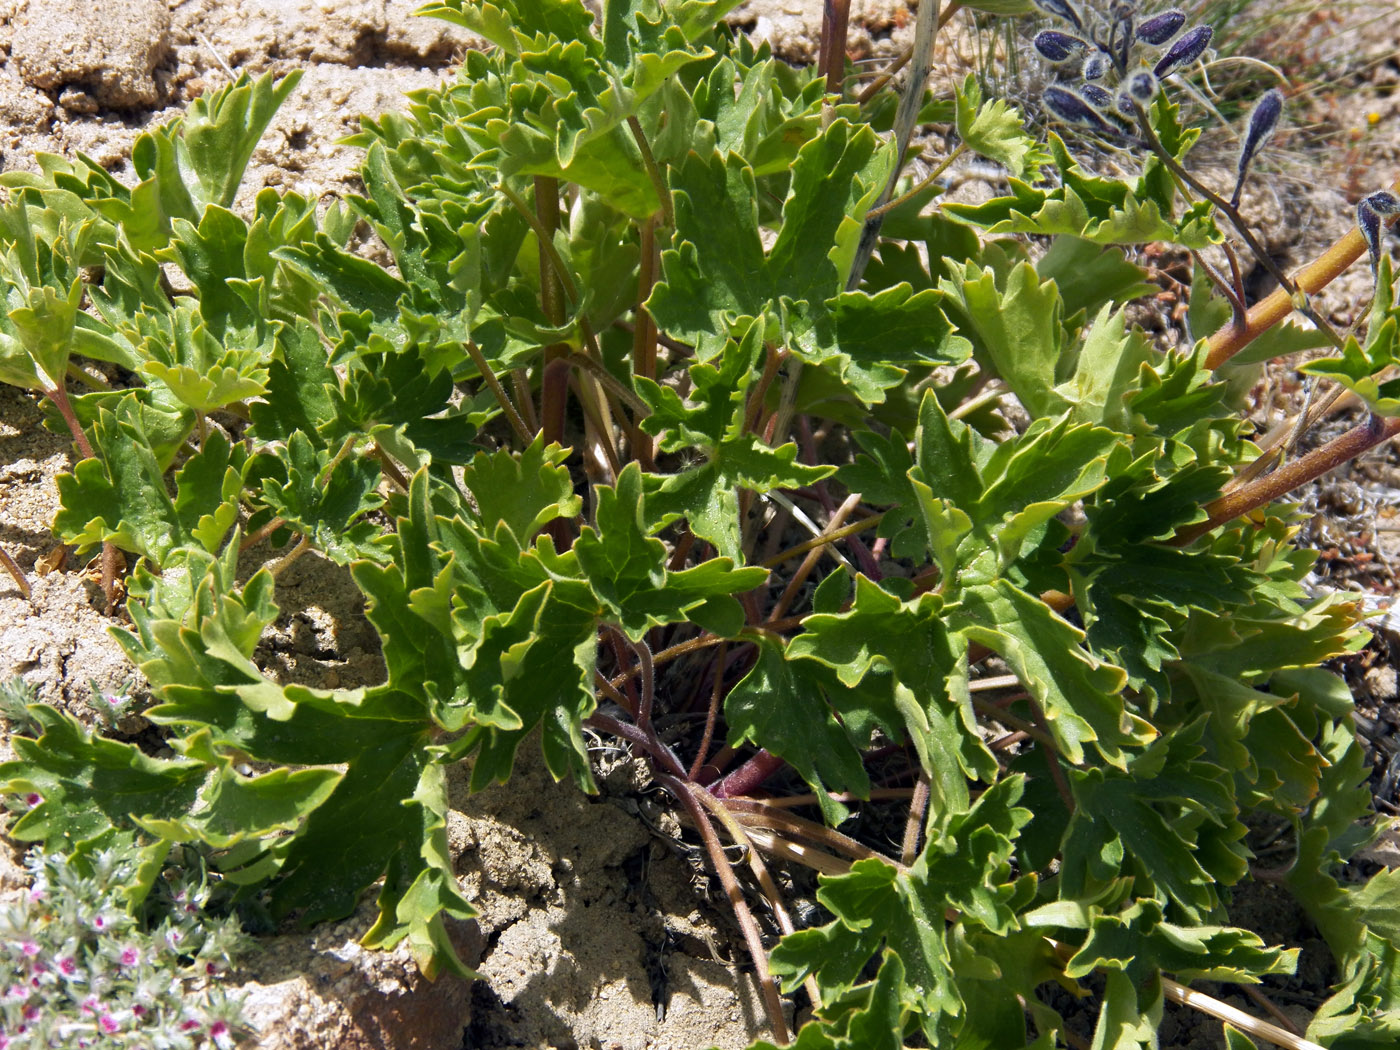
{"left": 0, "top": 774, "right": 247, "bottom": 1050}
{"left": 1, "top": 0, "right": 1399, "bottom": 1046}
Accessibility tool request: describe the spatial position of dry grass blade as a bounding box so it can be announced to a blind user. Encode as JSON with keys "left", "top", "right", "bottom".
{"left": 1164, "top": 979, "right": 1325, "bottom": 1050}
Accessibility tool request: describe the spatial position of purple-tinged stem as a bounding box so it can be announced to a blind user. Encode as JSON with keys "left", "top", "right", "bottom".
{"left": 711, "top": 749, "right": 786, "bottom": 799}
{"left": 657, "top": 773, "right": 791, "bottom": 1044}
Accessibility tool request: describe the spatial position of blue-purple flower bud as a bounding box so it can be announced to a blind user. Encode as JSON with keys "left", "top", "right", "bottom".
{"left": 1136, "top": 9, "right": 1186, "bottom": 46}
{"left": 1153, "top": 24, "right": 1213, "bottom": 78}
{"left": 1082, "top": 50, "right": 1111, "bottom": 80}
{"left": 1080, "top": 83, "right": 1113, "bottom": 109}
{"left": 1031, "top": 0, "right": 1083, "bottom": 31}
{"left": 1044, "top": 85, "right": 1113, "bottom": 132}
{"left": 1126, "top": 70, "right": 1159, "bottom": 103}
{"left": 1230, "top": 89, "right": 1284, "bottom": 208}
{"left": 1359, "top": 191, "right": 1400, "bottom": 273}
{"left": 1034, "top": 29, "right": 1091, "bottom": 63}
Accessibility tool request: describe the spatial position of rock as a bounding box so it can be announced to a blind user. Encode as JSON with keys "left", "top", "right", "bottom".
{"left": 1359, "top": 824, "right": 1400, "bottom": 868}
{"left": 10, "top": 0, "right": 171, "bottom": 108}
{"left": 384, "top": 0, "right": 483, "bottom": 62}
{"left": 0, "top": 571, "right": 144, "bottom": 748}
{"left": 194, "top": 0, "right": 483, "bottom": 74}
{"left": 234, "top": 898, "right": 483, "bottom": 1050}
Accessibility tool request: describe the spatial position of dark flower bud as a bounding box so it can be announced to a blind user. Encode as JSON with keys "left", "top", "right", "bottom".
{"left": 1153, "top": 24, "right": 1213, "bottom": 78}
{"left": 1034, "top": 29, "right": 1091, "bottom": 63}
{"left": 1044, "top": 85, "right": 1113, "bottom": 132}
{"left": 1365, "top": 190, "right": 1400, "bottom": 215}
{"left": 1358, "top": 191, "right": 1400, "bottom": 274}
{"left": 1032, "top": 0, "right": 1083, "bottom": 30}
{"left": 1082, "top": 50, "right": 1111, "bottom": 80}
{"left": 1230, "top": 89, "right": 1283, "bottom": 208}
{"left": 1136, "top": 9, "right": 1186, "bottom": 46}
{"left": 1126, "top": 70, "right": 1159, "bottom": 103}
{"left": 1080, "top": 83, "right": 1113, "bottom": 108}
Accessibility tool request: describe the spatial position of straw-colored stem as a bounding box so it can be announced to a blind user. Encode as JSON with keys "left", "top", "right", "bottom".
{"left": 1206, "top": 175, "right": 1400, "bottom": 370}
{"left": 768, "top": 492, "right": 862, "bottom": 622}
{"left": 1175, "top": 414, "right": 1400, "bottom": 545}
{"left": 466, "top": 340, "right": 533, "bottom": 446}
{"left": 1163, "top": 979, "right": 1324, "bottom": 1050}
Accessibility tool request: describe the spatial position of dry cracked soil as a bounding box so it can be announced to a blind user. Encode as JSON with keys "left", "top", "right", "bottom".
{"left": 4, "top": 0, "right": 1400, "bottom": 1047}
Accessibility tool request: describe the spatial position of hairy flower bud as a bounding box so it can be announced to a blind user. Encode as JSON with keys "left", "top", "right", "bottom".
{"left": 1230, "top": 89, "right": 1283, "bottom": 208}
{"left": 1044, "top": 85, "right": 1113, "bottom": 133}
{"left": 1080, "top": 83, "right": 1113, "bottom": 109}
{"left": 1031, "top": 0, "right": 1083, "bottom": 30}
{"left": 1358, "top": 191, "right": 1400, "bottom": 274}
{"left": 1153, "top": 24, "right": 1212, "bottom": 78}
{"left": 1135, "top": 9, "right": 1185, "bottom": 45}
{"left": 1082, "top": 50, "right": 1111, "bottom": 80}
{"left": 1126, "top": 71, "right": 1158, "bottom": 103}
{"left": 1034, "top": 29, "right": 1090, "bottom": 63}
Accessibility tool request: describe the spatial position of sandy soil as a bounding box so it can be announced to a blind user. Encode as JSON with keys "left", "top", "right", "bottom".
{"left": 2, "top": 1, "right": 1400, "bottom": 1047}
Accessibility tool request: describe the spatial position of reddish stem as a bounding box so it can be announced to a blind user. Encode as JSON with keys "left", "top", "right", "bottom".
{"left": 819, "top": 0, "right": 852, "bottom": 97}
{"left": 535, "top": 176, "right": 570, "bottom": 446}
{"left": 0, "top": 545, "right": 31, "bottom": 599}
{"left": 45, "top": 382, "right": 119, "bottom": 612}
{"left": 711, "top": 749, "right": 786, "bottom": 799}
{"left": 689, "top": 641, "right": 728, "bottom": 781}
{"left": 1174, "top": 414, "right": 1400, "bottom": 546}
{"left": 656, "top": 774, "right": 791, "bottom": 1043}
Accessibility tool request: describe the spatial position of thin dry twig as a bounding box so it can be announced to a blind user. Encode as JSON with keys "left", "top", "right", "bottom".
{"left": 1164, "top": 980, "right": 1324, "bottom": 1050}
{"left": 0, "top": 545, "right": 31, "bottom": 600}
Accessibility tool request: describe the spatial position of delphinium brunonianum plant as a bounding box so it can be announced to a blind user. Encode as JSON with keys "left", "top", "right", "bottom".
{"left": 2, "top": 0, "right": 1400, "bottom": 1045}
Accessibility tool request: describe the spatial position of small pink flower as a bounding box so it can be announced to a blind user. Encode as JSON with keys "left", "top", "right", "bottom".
{"left": 210, "top": 1021, "right": 229, "bottom": 1037}
{"left": 91, "top": 914, "right": 107, "bottom": 931}
{"left": 5, "top": 984, "right": 26, "bottom": 1001}
{"left": 119, "top": 947, "right": 139, "bottom": 967}
{"left": 18, "top": 941, "right": 38, "bottom": 958}
{"left": 21, "top": 1006, "right": 37, "bottom": 1023}
{"left": 98, "top": 1013, "right": 120, "bottom": 1035}
{"left": 180, "top": 1019, "right": 201, "bottom": 1032}
{"left": 27, "top": 887, "right": 42, "bottom": 903}
{"left": 205, "top": 962, "right": 219, "bottom": 975}
{"left": 80, "top": 995, "right": 100, "bottom": 1017}
{"left": 23, "top": 794, "right": 40, "bottom": 808}
{"left": 57, "top": 957, "right": 76, "bottom": 976}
